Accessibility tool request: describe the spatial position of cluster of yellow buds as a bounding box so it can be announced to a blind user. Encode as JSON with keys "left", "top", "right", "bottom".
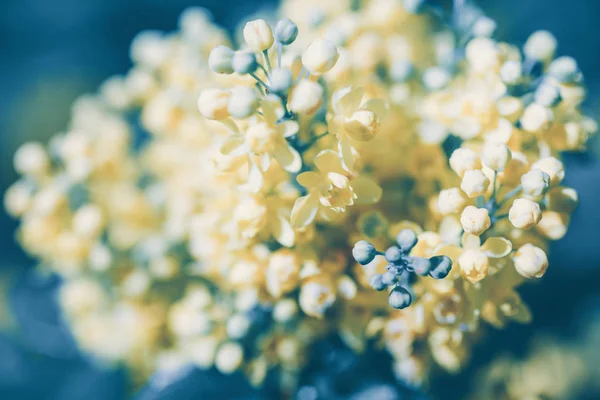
{"left": 3, "top": 0, "right": 596, "bottom": 394}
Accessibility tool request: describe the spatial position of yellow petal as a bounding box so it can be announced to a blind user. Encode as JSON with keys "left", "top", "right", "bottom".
{"left": 432, "top": 244, "right": 462, "bottom": 262}
{"left": 291, "top": 193, "right": 319, "bottom": 228}
{"left": 362, "top": 98, "right": 388, "bottom": 120}
{"left": 461, "top": 233, "right": 481, "bottom": 250}
{"left": 314, "top": 149, "right": 345, "bottom": 174}
{"left": 261, "top": 98, "right": 278, "bottom": 126}
{"left": 327, "top": 172, "right": 350, "bottom": 189}
{"left": 333, "top": 86, "right": 363, "bottom": 116}
{"left": 480, "top": 237, "right": 512, "bottom": 258}
{"left": 281, "top": 120, "right": 299, "bottom": 138}
{"left": 297, "top": 171, "right": 322, "bottom": 188}
{"left": 271, "top": 216, "right": 295, "bottom": 247}
{"left": 273, "top": 142, "right": 302, "bottom": 173}
{"left": 240, "top": 160, "right": 263, "bottom": 193}
{"left": 337, "top": 134, "right": 355, "bottom": 171}
{"left": 353, "top": 176, "right": 382, "bottom": 205}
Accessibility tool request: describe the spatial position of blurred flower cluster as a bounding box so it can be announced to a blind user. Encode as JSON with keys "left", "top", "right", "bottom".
{"left": 4, "top": 0, "right": 596, "bottom": 394}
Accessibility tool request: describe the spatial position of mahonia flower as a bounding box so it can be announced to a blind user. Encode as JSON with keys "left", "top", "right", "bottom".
{"left": 3, "top": 0, "right": 596, "bottom": 395}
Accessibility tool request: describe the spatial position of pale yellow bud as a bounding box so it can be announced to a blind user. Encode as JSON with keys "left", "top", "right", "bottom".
{"left": 449, "top": 148, "right": 481, "bottom": 177}
{"left": 215, "top": 342, "right": 244, "bottom": 374}
{"left": 437, "top": 188, "right": 467, "bottom": 215}
{"left": 243, "top": 19, "right": 273, "bottom": 52}
{"left": 72, "top": 204, "right": 104, "bottom": 238}
{"left": 482, "top": 143, "right": 511, "bottom": 171}
{"left": 302, "top": 39, "right": 339, "bottom": 75}
{"left": 521, "top": 103, "right": 553, "bottom": 132}
{"left": 460, "top": 206, "right": 491, "bottom": 236}
{"left": 509, "top": 198, "right": 542, "bottom": 229}
{"left": 531, "top": 157, "right": 565, "bottom": 186}
{"left": 227, "top": 87, "right": 259, "bottom": 118}
{"left": 198, "top": 89, "right": 231, "bottom": 120}
{"left": 299, "top": 278, "right": 335, "bottom": 318}
{"left": 460, "top": 169, "right": 490, "bottom": 198}
{"left": 288, "top": 79, "right": 323, "bottom": 114}
{"left": 343, "top": 109, "right": 380, "bottom": 141}
{"left": 536, "top": 211, "right": 569, "bottom": 240}
{"left": 266, "top": 250, "right": 300, "bottom": 298}
{"left": 513, "top": 244, "right": 548, "bottom": 278}
{"left": 524, "top": 30, "right": 557, "bottom": 61}
{"left": 14, "top": 142, "right": 49, "bottom": 177}
{"left": 521, "top": 169, "right": 550, "bottom": 197}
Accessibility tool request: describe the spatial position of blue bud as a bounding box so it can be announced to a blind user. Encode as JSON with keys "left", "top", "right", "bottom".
{"left": 352, "top": 240, "right": 377, "bottom": 265}
{"left": 429, "top": 255, "right": 453, "bottom": 279}
{"left": 385, "top": 246, "right": 403, "bottom": 263}
{"left": 370, "top": 274, "right": 386, "bottom": 291}
{"left": 274, "top": 18, "right": 298, "bottom": 45}
{"left": 396, "top": 229, "right": 418, "bottom": 252}
{"left": 386, "top": 263, "right": 403, "bottom": 275}
{"left": 388, "top": 286, "right": 412, "bottom": 309}
{"left": 410, "top": 257, "right": 432, "bottom": 276}
{"left": 381, "top": 271, "right": 398, "bottom": 286}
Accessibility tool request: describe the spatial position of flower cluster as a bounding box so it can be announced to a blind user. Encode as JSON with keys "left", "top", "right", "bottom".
{"left": 4, "top": 0, "right": 596, "bottom": 394}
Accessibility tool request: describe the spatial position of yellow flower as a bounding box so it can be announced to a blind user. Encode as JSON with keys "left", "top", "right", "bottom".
{"left": 217, "top": 98, "right": 302, "bottom": 192}
{"left": 329, "top": 86, "right": 388, "bottom": 169}
{"left": 290, "top": 150, "right": 382, "bottom": 227}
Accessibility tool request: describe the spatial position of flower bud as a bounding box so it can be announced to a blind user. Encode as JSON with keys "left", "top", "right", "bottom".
{"left": 274, "top": 18, "right": 298, "bottom": 45}
{"left": 410, "top": 257, "right": 432, "bottom": 276}
{"left": 460, "top": 169, "right": 490, "bottom": 198}
{"left": 266, "top": 250, "right": 300, "bottom": 298}
{"left": 208, "top": 45, "right": 235, "bottom": 74}
{"left": 396, "top": 229, "right": 418, "bottom": 252}
{"left": 352, "top": 240, "right": 377, "bottom": 265}
{"left": 215, "top": 342, "right": 244, "bottom": 374}
{"left": 243, "top": 19, "right": 274, "bottom": 52}
{"left": 198, "top": 89, "right": 231, "bottom": 120}
{"left": 548, "top": 56, "right": 581, "bottom": 83}
{"left": 482, "top": 143, "right": 511, "bottom": 171}
{"left": 460, "top": 206, "right": 491, "bottom": 236}
{"left": 381, "top": 271, "right": 398, "bottom": 286}
{"left": 370, "top": 274, "right": 386, "bottom": 291}
{"left": 521, "top": 103, "right": 553, "bottom": 133}
{"left": 385, "top": 246, "right": 402, "bottom": 263}
{"left": 429, "top": 256, "right": 453, "bottom": 280}
{"left": 531, "top": 157, "right": 565, "bottom": 186}
{"left": 269, "top": 68, "right": 293, "bottom": 94}
{"left": 437, "top": 188, "right": 467, "bottom": 215}
{"left": 521, "top": 169, "right": 550, "bottom": 197}
{"left": 535, "top": 81, "right": 562, "bottom": 108}
{"left": 232, "top": 50, "right": 258, "bottom": 74}
{"left": 524, "top": 30, "right": 557, "bottom": 61}
{"left": 299, "top": 279, "right": 335, "bottom": 318}
{"left": 227, "top": 87, "right": 259, "bottom": 118}
{"left": 288, "top": 79, "right": 323, "bottom": 114}
{"left": 449, "top": 148, "right": 481, "bottom": 177}
{"left": 388, "top": 286, "right": 412, "bottom": 309}
{"left": 499, "top": 60, "right": 522, "bottom": 85}
{"left": 458, "top": 250, "right": 489, "bottom": 283}
{"left": 343, "top": 109, "right": 380, "bottom": 141}
{"left": 302, "top": 39, "right": 339, "bottom": 75}
{"left": 14, "top": 142, "right": 49, "bottom": 177}
{"left": 509, "top": 198, "right": 542, "bottom": 229}
{"left": 513, "top": 244, "right": 548, "bottom": 278}
{"left": 472, "top": 16, "right": 496, "bottom": 38}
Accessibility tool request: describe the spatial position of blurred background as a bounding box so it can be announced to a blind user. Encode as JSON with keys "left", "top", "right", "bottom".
{"left": 0, "top": 0, "right": 599, "bottom": 399}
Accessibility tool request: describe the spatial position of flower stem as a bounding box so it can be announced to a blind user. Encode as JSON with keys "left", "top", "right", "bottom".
{"left": 263, "top": 50, "right": 272, "bottom": 74}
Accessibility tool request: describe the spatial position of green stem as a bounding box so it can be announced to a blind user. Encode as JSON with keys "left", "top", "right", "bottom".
{"left": 263, "top": 50, "right": 272, "bottom": 74}
{"left": 497, "top": 185, "right": 522, "bottom": 208}
{"left": 250, "top": 72, "right": 270, "bottom": 91}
